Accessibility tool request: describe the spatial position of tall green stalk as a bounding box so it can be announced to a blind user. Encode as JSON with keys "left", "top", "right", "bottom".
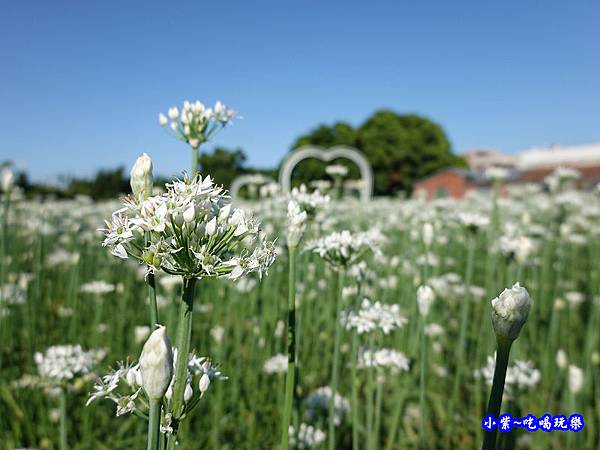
{"left": 192, "top": 146, "right": 199, "bottom": 175}
{"left": 280, "top": 245, "right": 297, "bottom": 450}
{"left": 147, "top": 399, "right": 161, "bottom": 450}
{"left": 351, "top": 331, "right": 360, "bottom": 450}
{"left": 450, "top": 234, "right": 476, "bottom": 419}
{"left": 419, "top": 316, "right": 427, "bottom": 449}
{"left": 166, "top": 277, "right": 197, "bottom": 450}
{"left": 328, "top": 269, "right": 345, "bottom": 450}
{"left": 481, "top": 339, "right": 512, "bottom": 450}
{"left": 145, "top": 232, "right": 158, "bottom": 328}
{"left": 59, "top": 389, "right": 68, "bottom": 450}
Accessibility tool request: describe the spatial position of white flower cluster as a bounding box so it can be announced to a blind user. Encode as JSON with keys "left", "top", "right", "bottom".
{"left": 475, "top": 354, "right": 541, "bottom": 394}
{"left": 305, "top": 386, "right": 350, "bottom": 427}
{"left": 544, "top": 167, "right": 581, "bottom": 192}
{"left": 305, "top": 230, "right": 379, "bottom": 268}
{"left": 79, "top": 280, "right": 115, "bottom": 295}
{"left": 342, "top": 298, "right": 407, "bottom": 334}
{"left": 263, "top": 354, "right": 288, "bottom": 374}
{"left": 457, "top": 212, "right": 490, "bottom": 232}
{"left": 100, "top": 174, "right": 276, "bottom": 279}
{"left": 485, "top": 166, "right": 510, "bottom": 181}
{"left": 159, "top": 100, "right": 236, "bottom": 149}
{"left": 494, "top": 224, "right": 536, "bottom": 264}
{"left": 357, "top": 348, "right": 410, "bottom": 374}
{"left": 288, "top": 423, "right": 326, "bottom": 449}
{"left": 87, "top": 349, "right": 226, "bottom": 419}
{"left": 290, "top": 184, "right": 330, "bottom": 218}
{"left": 34, "top": 345, "right": 105, "bottom": 383}
{"left": 287, "top": 200, "right": 307, "bottom": 247}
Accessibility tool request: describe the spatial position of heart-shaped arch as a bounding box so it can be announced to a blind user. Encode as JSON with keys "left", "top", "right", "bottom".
{"left": 278, "top": 146, "right": 373, "bottom": 201}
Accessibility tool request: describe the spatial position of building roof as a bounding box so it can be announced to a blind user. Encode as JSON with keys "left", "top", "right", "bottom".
{"left": 517, "top": 143, "right": 600, "bottom": 169}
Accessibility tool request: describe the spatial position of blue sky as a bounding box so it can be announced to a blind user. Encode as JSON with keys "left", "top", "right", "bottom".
{"left": 1, "top": 1, "right": 599, "bottom": 182}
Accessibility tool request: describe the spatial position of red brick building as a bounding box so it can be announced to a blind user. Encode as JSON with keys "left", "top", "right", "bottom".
{"left": 414, "top": 143, "right": 600, "bottom": 200}
{"left": 413, "top": 168, "right": 485, "bottom": 200}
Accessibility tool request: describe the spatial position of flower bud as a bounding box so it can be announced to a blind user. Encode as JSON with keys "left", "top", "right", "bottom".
{"left": 139, "top": 325, "right": 173, "bottom": 400}
{"left": 416, "top": 285, "right": 435, "bottom": 318}
{"left": 490, "top": 282, "right": 532, "bottom": 342}
{"left": 199, "top": 373, "right": 210, "bottom": 396}
{"left": 422, "top": 222, "right": 434, "bottom": 248}
{"left": 568, "top": 365, "right": 583, "bottom": 394}
{"left": 287, "top": 200, "right": 307, "bottom": 247}
{"left": 1, "top": 168, "right": 14, "bottom": 192}
{"left": 184, "top": 383, "right": 193, "bottom": 402}
{"left": 556, "top": 349, "right": 568, "bottom": 369}
{"left": 158, "top": 113, "right": 168, "bottom": 126}
{"left": 130, "top": 153, "right": 153, "bottom": 200}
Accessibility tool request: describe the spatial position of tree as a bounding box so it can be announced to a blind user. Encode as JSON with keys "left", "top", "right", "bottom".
{"left": 357, "top": 111, "right": 465, "bottom": 194}
{"left": 199, "top": 147, "right": 248, "bottom": 188}
{"left": 286, "top": 111, "right": 465, "bottom": 195}
{"left": 288, "top": 122, "right": 360, "bottom": 186}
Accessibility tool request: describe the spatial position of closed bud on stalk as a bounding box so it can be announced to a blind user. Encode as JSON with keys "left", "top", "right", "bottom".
{"left": 139, "top": 325, "right": 173, "bottom": 400}
{"left": 490, "top": 282, "right": 532, "bottom": 342}
{"left": 556, "top": 349, "right": 568, "bottom": 369}
{"left": 130, "top": 153, "right": 153, "bottom": 200}
{"left": 1, "top": 168, "right": 14, "bottom": 192}
{"left": 422, "top": 222, "right": 434, "bottom": 248}
{"left": 184, "top": 383, "right": 193, "bottom": 402}
{"left": 568, "top": 365, "right": 583, "bottom": 394}
{"left": 199, "top": 373, "right": 210, "bottom": 396}
{"left": 417, "top": 285, "right": 435, "bottom": 317}
{"left": 287, "top": 200, "right": 307, "bottom": 247}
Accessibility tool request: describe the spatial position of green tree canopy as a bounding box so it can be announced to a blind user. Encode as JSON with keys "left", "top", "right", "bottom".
{"left": 285, "top": 111, "right": 466, "bottom": 195}
{"left": 199, "top": 147, "right": 248, "bottom": 188}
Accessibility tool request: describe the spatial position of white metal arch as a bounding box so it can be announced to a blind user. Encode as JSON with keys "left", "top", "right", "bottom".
{"left": 230, "top": 174, "right": 276, "bottom": 200}
{"left": 278, "top": 145, "right": 373, "bottom": 201}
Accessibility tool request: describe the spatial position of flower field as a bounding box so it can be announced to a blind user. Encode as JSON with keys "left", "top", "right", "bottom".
{"left": 1, "top": 103, "right": 599, "bottom": 450}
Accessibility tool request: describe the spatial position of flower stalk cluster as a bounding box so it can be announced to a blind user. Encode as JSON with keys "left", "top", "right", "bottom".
{"left": 100, "top": 174, "right": 276, "bottom": 280}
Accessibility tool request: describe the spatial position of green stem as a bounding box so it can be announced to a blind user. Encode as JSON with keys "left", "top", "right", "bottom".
{"left": 481, "top": 339, "right": 512, "bottom": 450}
{"left": 366, "top": 339, "right": 374, "bottom": 450}
{"left": 449, "top": 234, "right": 475, "bottom": 427}
{"left": 351, "top": 331, "right": 359, "bottom": 450}
{"left": 59, "top": 389, "right": 68, "bottom": 450}
{"left": 145, "top": 232, "right": 159, "bottom": 328}
{"left": 166, "top": 277, "right": 197, "bottom": 450}
{"left": 419, "top": 318, "right": 427, "bottom": 448}
{"left": 328, "top": 269, "right": 345, "bottom": 450}
{"left": 374, "top": 379, "right": 383, "bottom": 449}
{"left": 281, "top": 246, "right": 297, "bottom": 450}
{"left": 192, "top": 146, "right": 199, "bottom": 175}
{"left": 147, "top": 399, "right": 161, "bottom": 450}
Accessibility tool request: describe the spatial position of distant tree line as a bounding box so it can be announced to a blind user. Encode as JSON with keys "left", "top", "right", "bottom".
{"left": 4, "top": 110, "right": 466, "bottom": 199}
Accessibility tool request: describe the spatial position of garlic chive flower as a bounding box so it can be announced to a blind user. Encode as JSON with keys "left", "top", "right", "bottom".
{"left": 490, "top": 282, "right": 532, "bottom": 342}
{"left": 288, "top": 423, "right": 327, "bottom": 449}
{"left": 342, "top": 298, "right": 407, "bottom": 334}
{"left": 287, "top": 200, "right": 307, "bottom": 247}
{"left": 357, "top": 348, "right": 410, "bottom": 374}
{"left": 139, "top": 326, "right": 173, "bottom": 400}
{"left": 159, "top": 100, "right": 236, "bottom": 149}
{"left": 130, "top": 153, "right": 153, "bottom": 200}
{"left": 304, "top": 230, "right": 379, "bottom": 268}
{"left": 87, "top": 349, "right": 225, "bottom": 418}
{"left": 290, "top": 184, "right": 330, "bottom": 218}
{"left": 99, "top": 174, "right": 276, "bottom": 279}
